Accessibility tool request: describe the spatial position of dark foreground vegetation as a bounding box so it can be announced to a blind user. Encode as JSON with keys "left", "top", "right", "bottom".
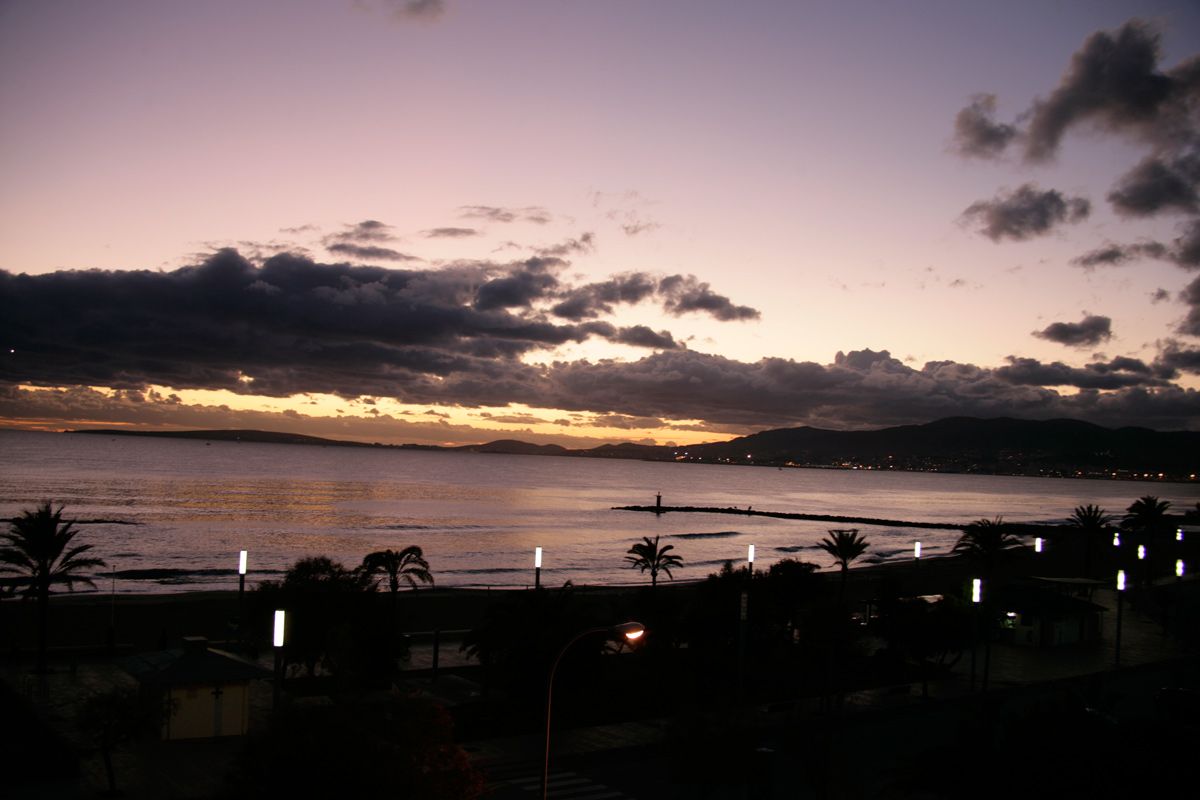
{"left": 2, "top": 495, "right": 1198, "bottom": 798}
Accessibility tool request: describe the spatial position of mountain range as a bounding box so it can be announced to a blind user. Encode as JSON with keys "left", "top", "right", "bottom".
{"left": 71, "top": 416, "right": 1200, "bottom": 480}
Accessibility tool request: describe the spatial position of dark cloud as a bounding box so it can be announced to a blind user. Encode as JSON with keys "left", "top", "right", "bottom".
{"left": 1071, "top": 240, "right": 1169, "bottom": 268}
{"left": 326, "top": 243, "right": 419, "bottom": 262}
{"left": 1107, "top": 155, "right": 1200, "bottom": 217}
{"left": 551, "top": 274, "right": 660, "bottom": 321}
{"left": 1175, "top": 219, "right": 1200, "bottom": 268}
{"left": 952, "top": 94, "right": 1018, "bottom": 158}
{"left": 1151, "top": 288, "right": 1172, "bottom": 304}
{"left": 963, "top": 184, "right": 1090, "bottom": 242}
{"left": 622, "top": 220, "right": 660, "bottom": 236}
{"left": 1156, "top": 340, "right": 1200, "bottom": 374}
{"left": 658, "top": 275, "right": 761, "bottom": 321}
{"left": 459, "top": 205, "right": 551, "bottom": 225}
{"left": 537, "top": 233, "right": 595, "bottom": 258}
{"left": 423, "top": 227, "right": 479, "bottom": 238}
{"left": 956, "top": 19, "right": 1200, "bottom": 247}
{"left": 1023, "top": 20, "right": 1190, "bottom": 162}
{"left": 994, "top": 355, "right": 1166, "bottom": 390}
{"left": 612, "top": 326, "right": 679, "bottom": 350}
{"left": 1032, "top": 314, "right": 1113, "bottom": 347}
{"left": 380, "top": 0, "right": 445, "bottom": 21}
{"left": 472, "top": 258, "right": 563, "bottom": 311}
{"left": 1177, "top": 273, "right": 1200, "bottom": 336}
{"left": 326, "top": 220, "right": 396, "bottom": 243}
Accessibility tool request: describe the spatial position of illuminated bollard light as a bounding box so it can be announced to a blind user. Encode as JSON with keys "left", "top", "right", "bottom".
{"left": 1113, "top": 531, "right": 1121, "bottom": 547}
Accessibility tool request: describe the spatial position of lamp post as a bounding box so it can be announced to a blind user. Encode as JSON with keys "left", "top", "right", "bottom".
{"left": 1034, "top": 537, "right": 1043, "bottom": 554}
{"left": 237, "top": 550, "right": 248, "bottom": 639}
{"left": 914, "top": 540, "right": 921, "bottom": 561}
{"left": 273, "top": 609, "right": 286, "bottom": 708}
{"left": 1114, "top": 570, "right": 1125, "bottom": 668}
{"left": 534, "top": 547, "right": 542, "bottom": 590}
{"left": 970, "top": 578, "right": 981, "bottom": 691}
{"left": 543, "top": 622, "right": 644, "bottom": 800}
{"left": 747, "top": 544, "right": 755, "bottom": 575}
{"left": 1177, "top": 559, "right": 1185, "bottom": 580}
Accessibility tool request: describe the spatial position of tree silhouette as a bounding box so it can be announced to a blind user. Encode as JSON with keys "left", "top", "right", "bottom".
{"left": 1068, "top": 504, "right": 1113, "bottom": 578}
{"left": 952, "top": 517, "right": 1023, "bottom": 580}
{"left": 817, "top": 528, "right": 869, "bottom": 599}
{"left": 77, "top": 685, "right": 165, "bottom": 795}
{"left": 625, "top": 535, "right": 683, "bottom": 588}
{"left": 361, "top": 546, "right": 433, "bottom": 635}
{"left": 1123, "top": 496, "right": 1171, "bottom": 544}
{"left": 0, "top": 502, "right": 106, "bottom": 672}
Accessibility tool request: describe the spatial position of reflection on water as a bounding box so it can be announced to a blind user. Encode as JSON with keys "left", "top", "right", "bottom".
{"left": 2, "top": 429, "right": 1198, "bottom": 594}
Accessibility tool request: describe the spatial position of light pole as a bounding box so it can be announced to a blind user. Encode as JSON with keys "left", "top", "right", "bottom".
{"left": 1114, "top": 570, "right": 1126, "bottom": 668}
{"left": 238, "top": 550, "right": 248, "bottom": 640}
{"left": 1034, "top": 537, "right": 1043, "bottom": 554}
{"left": 543, "top": 622, "right": 644, "bottom": 800}
{"left": 273, "top": 609, "right": 286, "bottom": 708}
{"left": 534, "top": 547, "right": 542, "bottom": 590}
{"left": 970, "top": 578, "right": 981, "bottom": 691}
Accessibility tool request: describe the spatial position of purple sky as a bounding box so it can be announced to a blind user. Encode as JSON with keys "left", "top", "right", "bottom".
{"left": 3, "top": 0, "right": 1200, "bottom": 445}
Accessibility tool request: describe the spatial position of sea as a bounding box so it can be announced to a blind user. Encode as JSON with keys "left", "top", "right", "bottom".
{"left": 1, "top": 428, "right": 1197, "bottom": 594}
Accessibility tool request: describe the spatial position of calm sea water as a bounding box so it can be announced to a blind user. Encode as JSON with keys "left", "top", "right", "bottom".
{"left": 1, "top": 429, "right": 1197, "bottom": 594}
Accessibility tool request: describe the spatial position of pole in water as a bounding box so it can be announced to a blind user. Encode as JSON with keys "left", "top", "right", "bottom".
{"left": 655, "top": 492, "right": 662, "bottom": 514}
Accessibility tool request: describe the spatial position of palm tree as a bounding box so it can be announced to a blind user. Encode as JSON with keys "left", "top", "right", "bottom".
{"left": 1068, "top": 504, "right": 1113, "bottom": 578}
{"left": 0, "top": 502, "right": 106, "bottom": 672}
{"left": 817, "top": 528, "right": 870, "bottom": 598}
{"left": 952, "top": 517, "right": 1023, "bottom": 580}
{"left": 625, "top": 535, "right": 682, "bottom": 588}
{"left": 361, "top": 546, "right": 433, "bottom": 634}
{"left": 1123, "top": 496, "right": 1171, "bottom": 544}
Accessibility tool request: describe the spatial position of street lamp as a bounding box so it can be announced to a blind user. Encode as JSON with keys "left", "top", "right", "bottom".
{"left": 1034, "top": 537, "right": 1043, "bottom": 554}
{"left": 970, "top": 578, "right": 981, "bottom": 691}
{"left": 1114, "top": 570, "right": 1126, "bottom": 668}
{"left": 534, "top": 547, "right": 542, "bottom": 590}
{"left": 914, "top": 541, "right": 922, "bottom": 560}
{"left": 1177, "top": 559, "right": 1185, "bottom": 579}
{"left": 747, "top": 544, "right": 755, "bottom": 574}
{"left": 272, "top": 609, "right": 286, "bottom": 707}
{"left": 1113, "top": 531, "right": 1121, "bottom": 547}
{"left": 543, "top": 622, "right": 644, "bottom": 799}
{"left": 237, "top": 550, "right": 248, "bottom": 636}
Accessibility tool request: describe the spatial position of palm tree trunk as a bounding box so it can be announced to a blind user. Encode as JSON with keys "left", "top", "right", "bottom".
{"left": 36, "top": 586, "right": 49, "bottom": 673}
{"left": 839, "top": 564, "right": 848, "bottom": 601}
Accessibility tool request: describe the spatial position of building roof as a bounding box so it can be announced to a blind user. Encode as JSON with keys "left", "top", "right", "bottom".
{"left": 120, "top": 637, "right": 271, "bottom": 686}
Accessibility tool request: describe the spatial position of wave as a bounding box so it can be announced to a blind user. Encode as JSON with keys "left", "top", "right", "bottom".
{"left": 672, "top": 531, "right": 741, "bottom": 539}
{"left": 112, "top": 567, "right": 285, "bottom": 580}
{"left": 773, "top": 545, "right": 817, "bottom": 553}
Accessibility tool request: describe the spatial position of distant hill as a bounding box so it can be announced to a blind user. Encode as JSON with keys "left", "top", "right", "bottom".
{"left": 69, "top": 416, "right": 1200, "bottom": 480}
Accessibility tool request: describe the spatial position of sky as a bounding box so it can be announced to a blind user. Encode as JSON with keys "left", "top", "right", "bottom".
{"left": 2, "top": 0, "right": 1200, "bottom": 447}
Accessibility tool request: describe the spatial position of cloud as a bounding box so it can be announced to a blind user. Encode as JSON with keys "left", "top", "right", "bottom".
{"left": 1107, "top": 155, "right": 1200, "bottom": 217}
{"left": 459, "top": 205, "right": 551, "bottom": 225}
{"left": 378, "top": 0, "right": 445, "bottom": 21}
{"left": 955, "top": 18, "right": 1200, "bottom": 255}
{"left": 1032, "top": 314, "right": 1113, "bottom": 347}
{"left": 1022, "top": 20, "right": 1197, "bottom": 163}
{"left": 1177, "top": 273, "right": 1200, "bottom": 335}
{"left": 1071, "top": 240, "right": 1169, "bottom": 268}
{"left": 326, "top": 220, "right": 396, "bottom": 243}
{"left": 1175, "top": 219, "right": 1200, "bottom": 268}
{"left": 994, "top": 355, "right": 1166, "bottom": 390}
{"left": 612, "top": 325, "right": 679, "bottom": 350}
{"left": 962, "top": 184, "right": 1090, "bottom": 242}
{"left": 1150, "top": 287, "right": 1171, "bottom": 304}
{"left": 423, "top": 227, "right": 479, "bottom": 238}
{"left": 952, "top": 94, "right": 1018, "bottom": 158}
{"left": 326, "top": 243, "right": 419, "bottom": 261}
{"left": 537, "top": 233, "right": 595, "bottom": 258}
{"left": 1155, "top": 339, "right": 1200, "bottom": 374}
{"left": 622, "top": 220, "right": 660, "bottom": 236}
{"left": 551, "top": 274, "right": 660, "bottom": 320}
{"left": 658, "top": 275, "right": 761, "bottom": 321}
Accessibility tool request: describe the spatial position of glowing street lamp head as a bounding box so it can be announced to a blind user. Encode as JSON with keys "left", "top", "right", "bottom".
{"left": 1137, "top": 544, "right": 1146, "bottom": 561}
{"left": 1177, "top": 559, "right": 1185, "bottom": 578}
{"left": 1113, "top": 532, "right": 1121, "bottom": 547}
{"left": 535, "top": 546, "right": 542, "bottom": 569}
{"left": 238, "top": 550, "right": 248, "bottom": 575}
{"left": 1178, "top": 528, "right": 1185, "bottom": 542}
{"left": 914, "top": 541, "right": 922, "bottom": 559}
{"left": 273, "top": 609, "right": 286, "bottom": 648}
{"left": 612, "top": 621, "right": 645, "bottom": 642}
{"left": 971, "top": 578, "right": 982, "bottom": 604}
{"left": 1034, "top": 537, "right": 1043, "bottom": 553}
{"left": 1117, "top": 570, "right": 1126, "bottom": 592}
{"left": 747, "top": 544, "right": 755, "bottom": 564}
